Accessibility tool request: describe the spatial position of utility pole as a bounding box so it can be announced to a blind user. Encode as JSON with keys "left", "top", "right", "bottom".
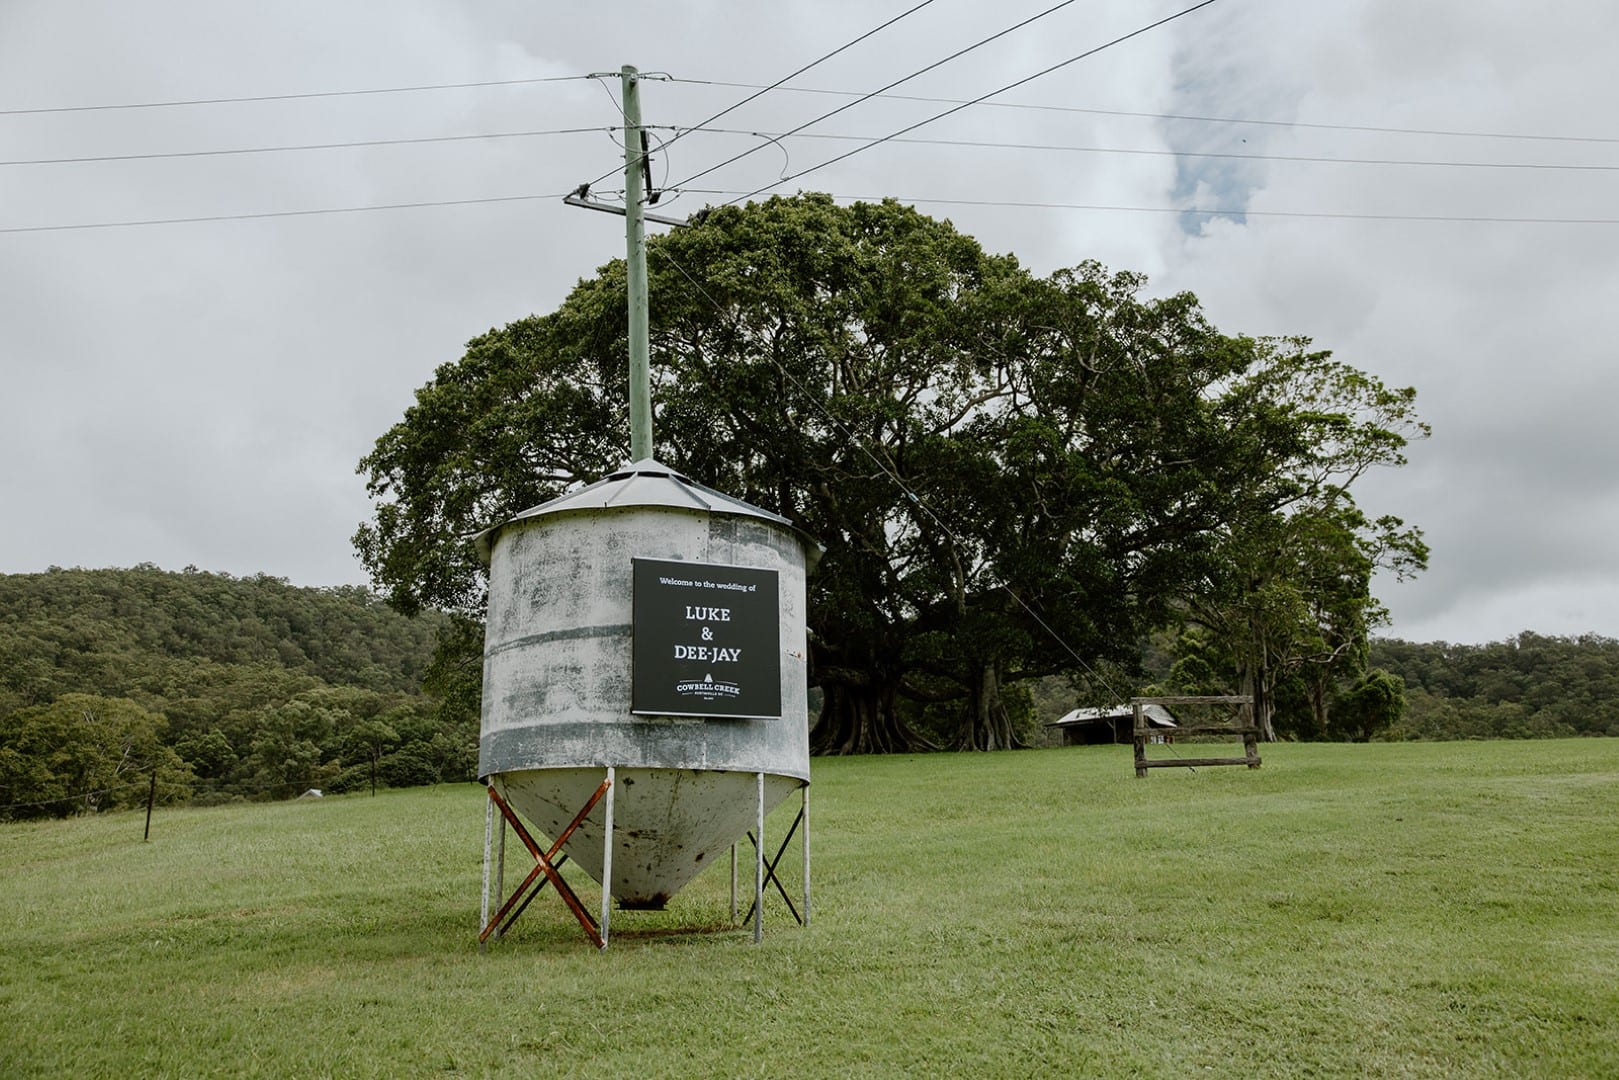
{"left": 564, "top": 66, "right": 686, "bottom": 462}
{"left": 622, "top": 65, "right": 653, "bottom": 463}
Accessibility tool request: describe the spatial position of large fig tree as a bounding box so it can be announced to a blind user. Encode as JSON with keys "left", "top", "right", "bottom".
{"left": 355, "top": 194, "right": 1416, "bottom": 752}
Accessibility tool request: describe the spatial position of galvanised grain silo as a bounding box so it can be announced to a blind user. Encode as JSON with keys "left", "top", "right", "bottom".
{"left": 474, "top": 458, "right": 816, "bottom": 947}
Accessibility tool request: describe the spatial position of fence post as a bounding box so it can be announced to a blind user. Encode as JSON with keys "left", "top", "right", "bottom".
{"left": 143, "top": 767, "right": 158, "bottom": 841}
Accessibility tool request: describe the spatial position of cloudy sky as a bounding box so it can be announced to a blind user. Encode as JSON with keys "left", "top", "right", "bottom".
{"left": 3, "top": 0, "right": 1615, "bottom": 645}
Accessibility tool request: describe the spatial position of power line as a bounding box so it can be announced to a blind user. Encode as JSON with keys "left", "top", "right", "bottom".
{"left": 647, "top": 0, "right": 943, "bottom": 162}
{"left": 0, "top": 127, "right": 617, "bottom": 168}
{"left": 0, "top": 75, "right": 597, "bottom": 117}
{"left": 668, "top": 0, "right": 1088, "bottom": 191}
{"left": 685, "top": 188, "right": 1619, "bottom": 225}
{"left": 675, "top": 78, "right": 1619, "bottom": 147}
{"left": 720, "top": 0, "right": 1225, "bottom": 206}
{"left": 578, "top": 0, "right": 950, "bottom": 194}
{"left": 12, "top": 186, "right": 1619, "bottom": 236}
{"left": 13, "top": 119, "right": 1607, "bottom": 175}
{"left": 691, "top": 126, "right": 1619, "bottom": 174}
{"left": 0, "top": 192, "right": 571, "bottom": 235}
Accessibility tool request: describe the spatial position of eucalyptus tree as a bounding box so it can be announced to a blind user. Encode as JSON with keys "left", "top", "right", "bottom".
{"left": 1178, "top": 345, "right": 1429, "bottom": 739}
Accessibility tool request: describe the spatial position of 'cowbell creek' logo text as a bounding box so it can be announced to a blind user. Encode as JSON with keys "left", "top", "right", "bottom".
{"left": 675, "top": 673, "right": 743, "bottom": 699}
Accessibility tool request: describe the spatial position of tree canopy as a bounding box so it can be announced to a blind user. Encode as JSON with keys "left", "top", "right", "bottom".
{"left": 356, "top": 194, "right": 1425, "bottom": 752}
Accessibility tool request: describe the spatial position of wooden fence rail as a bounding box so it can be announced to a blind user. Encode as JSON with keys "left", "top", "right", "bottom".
{"left": 1132, "top": 695, "right": 1259, "bottom": 778}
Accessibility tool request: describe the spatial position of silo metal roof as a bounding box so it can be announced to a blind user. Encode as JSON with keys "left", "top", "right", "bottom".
{"left": 473, "top": 458, "right": 818, "bottom": 565}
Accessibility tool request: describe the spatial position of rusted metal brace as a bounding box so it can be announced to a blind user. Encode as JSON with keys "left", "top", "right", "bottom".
{"left": 480, "top": 779, "right": 611, "bottom": 948}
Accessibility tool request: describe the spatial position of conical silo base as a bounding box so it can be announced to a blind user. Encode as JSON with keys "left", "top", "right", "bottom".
{"left": 494, "top": 768, "right": 802, "bottom": 909}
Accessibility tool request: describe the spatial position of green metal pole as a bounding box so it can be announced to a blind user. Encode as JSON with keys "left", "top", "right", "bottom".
{"left": 622, "top": 64, "right": 652, "bottom": 463}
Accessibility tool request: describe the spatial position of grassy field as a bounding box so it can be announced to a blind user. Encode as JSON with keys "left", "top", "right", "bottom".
{"left": 2, "top": 740, "right": 1617, "bottom": 1078}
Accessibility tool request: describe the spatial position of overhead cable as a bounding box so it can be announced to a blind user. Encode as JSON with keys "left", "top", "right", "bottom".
{"left": 667, "top": 0, "right": 1087, "bottom": 190}
{"left": 0, "top": 75, "right": 596, "bottom": 116}
{"left": 0, "top": 192, "right": 571, "bottom": 234}
{"left": 581, "top": 0, "right": 945, "bottom": 191}
{"left": 15, "top": 188, "right": 1619, "bottom": 236}
{"left": 638, "top": 0, "right": 943, "bottom": 163}
{"left": 688, "top": 127, "right": 1619, "bottom": 173}
{"left": 675, "top": 79, "right": 1619, "bottom": 146}
{"left": 720, "top": 0, "right": 1225, "bottom": 206}
{"left": 684, "top": 188, "right": 1619, "bottom": 225}
{"left": 13, "top": 122, "right": 1609, "bottom": 174}
{"left": 0, "top": 127, "right": 616, "bottom": 168}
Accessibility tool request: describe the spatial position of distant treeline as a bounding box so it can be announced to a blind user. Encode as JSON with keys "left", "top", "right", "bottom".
{"left": 1372, "top": 633, "right": 1619, "bottom": 740}
{"left": 0, "top": 566, "right": 469, "bottom": 821}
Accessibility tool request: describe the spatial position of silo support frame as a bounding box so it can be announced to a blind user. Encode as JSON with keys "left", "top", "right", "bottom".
{"left": 737, "top": 782, "right": 811, "bottom": 937}
{"left": 478, "top": 776, "right": 612, "bottom": 950}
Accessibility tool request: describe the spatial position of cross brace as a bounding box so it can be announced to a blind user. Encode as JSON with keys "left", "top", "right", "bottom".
{"left": 480, "top": 778, "right": 610, "bottom": 949}
{"left": 742, "top": 805, "right": 805, "bottom": 926}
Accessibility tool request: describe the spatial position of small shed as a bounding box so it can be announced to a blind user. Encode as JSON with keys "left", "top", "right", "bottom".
{"left": 1049, "top": 704, "right": 1178, "bottom": 746}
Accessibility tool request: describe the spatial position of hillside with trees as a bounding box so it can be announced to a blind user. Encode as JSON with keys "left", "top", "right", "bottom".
{"left": 0, "top": 566, "right": 471, "bottom": 820}
{"left": 1372, "top": 633, "right": 1619, "bottom": 740}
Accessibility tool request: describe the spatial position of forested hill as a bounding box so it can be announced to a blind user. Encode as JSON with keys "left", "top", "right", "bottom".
{"left": 1373, "top": 632, "right": 1619, "bottom": 739}
{"left": 0, "top": 565, "right": 440, "bottom": 710}
{"left": 0, "top": 566, "right": 463, "bottom": 819}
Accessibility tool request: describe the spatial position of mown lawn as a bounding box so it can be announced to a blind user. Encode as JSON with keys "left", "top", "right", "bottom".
{"left": 2, "top": 740, "right": 1616, "bottom": 1078}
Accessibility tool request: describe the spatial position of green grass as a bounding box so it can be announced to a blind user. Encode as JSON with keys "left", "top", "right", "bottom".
{"left": 3, "top": 741, "right": 1617, "bottom": 1078}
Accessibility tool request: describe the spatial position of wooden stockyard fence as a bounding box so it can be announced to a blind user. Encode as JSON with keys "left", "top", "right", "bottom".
{"left": 1133, "top": 695, "right": 1259, "bottom": 778}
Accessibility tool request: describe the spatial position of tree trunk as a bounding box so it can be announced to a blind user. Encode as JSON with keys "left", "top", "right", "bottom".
{"left": 1308, "top": 670, "right": 1330, "bottom": 740}
{"left": 1240, "top": 664, "right": 1277, "bottom": 742}
{"left": 957, "top": 660, "right": 1022, "bottom": 751}
{"left": 810, "top": 676, "right": 926, "bottom": 755}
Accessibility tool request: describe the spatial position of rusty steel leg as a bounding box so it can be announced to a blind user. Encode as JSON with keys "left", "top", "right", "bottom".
{"left": 483, "top": 857, "right": 551, "bottom": 944}
{"left": 485, "top": 788, "right": 600, "bottom": 945}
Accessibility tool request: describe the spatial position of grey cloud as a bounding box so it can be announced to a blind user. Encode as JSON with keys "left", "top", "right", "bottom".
{"left": 2, "top": 1, "right": 1614, "bottom": 644}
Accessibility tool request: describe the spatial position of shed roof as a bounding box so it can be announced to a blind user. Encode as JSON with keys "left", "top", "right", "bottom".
{"left": 1048, "top": 704, "right": 1178, "bottom": 729}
